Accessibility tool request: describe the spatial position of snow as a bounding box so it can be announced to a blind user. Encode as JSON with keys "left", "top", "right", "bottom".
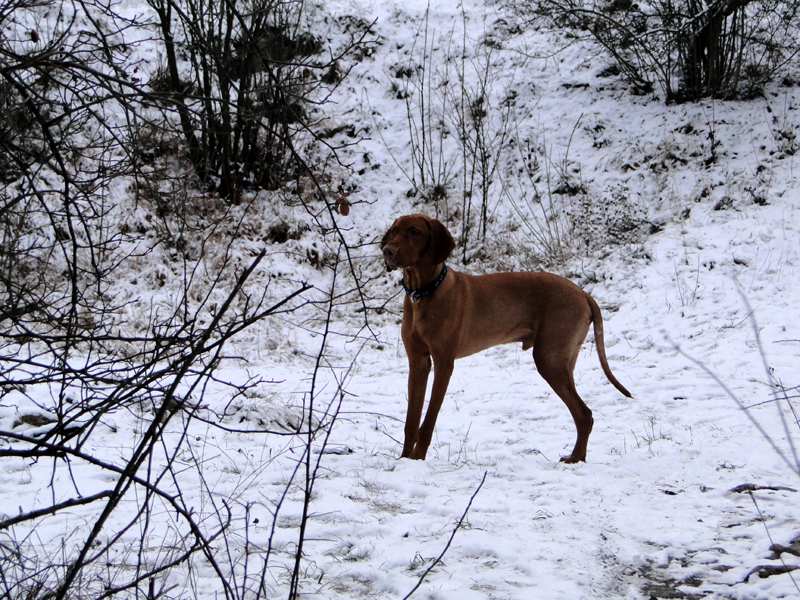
{"left": 2, "top": 0, "right": 800, "bottom": 598}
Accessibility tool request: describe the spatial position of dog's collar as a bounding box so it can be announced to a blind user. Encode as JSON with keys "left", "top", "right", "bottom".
{"left": 401, "top": 263, "right": 448, "bottom": 304}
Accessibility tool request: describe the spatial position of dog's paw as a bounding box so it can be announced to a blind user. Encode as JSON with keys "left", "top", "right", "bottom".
{"left": 559, "top": 454, "right": 586, "bottom": 464}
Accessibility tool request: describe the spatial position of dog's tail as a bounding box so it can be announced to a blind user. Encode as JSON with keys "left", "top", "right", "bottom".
{"left": 587, "top": 294, "right": 632, "bottom": 398}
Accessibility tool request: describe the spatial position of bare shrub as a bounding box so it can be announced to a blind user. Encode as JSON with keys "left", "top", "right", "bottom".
{"left": 390, "top": 9, "right": 456, "bottom": 210}
{"left": 147, "top": 0, "right": 374, "bottom": 201}
{"left": 447, "top": 13, "right": 514, "bottom": 261}
{"left": 499, "top": 125, "right": 576, "bottom": 268}
{"left": 0, "top": 1, "right": 375, "bottom": 598}
{"left": 381, "top": 7, "right": 515, "bottom": 261}
{"left": 514, "top": 0, "right": 800, "bottom": 102}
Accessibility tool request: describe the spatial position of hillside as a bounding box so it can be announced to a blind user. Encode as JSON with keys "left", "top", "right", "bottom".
{"left": 1, "top": 0, "right": 799, "bottom": 598}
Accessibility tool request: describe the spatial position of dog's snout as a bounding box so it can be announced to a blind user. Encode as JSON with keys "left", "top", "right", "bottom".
{"left": 382, "top": 241, "right": 399, "bottom": 271}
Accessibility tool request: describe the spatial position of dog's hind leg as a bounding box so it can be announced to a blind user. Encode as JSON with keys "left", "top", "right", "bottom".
{"left": 533, "top": 346, "right": 594, "bottom": 463}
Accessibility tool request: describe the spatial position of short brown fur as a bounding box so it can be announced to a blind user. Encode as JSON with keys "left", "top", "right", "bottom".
{"left": 381, "top": 214, "right": 631, "bottom": 463}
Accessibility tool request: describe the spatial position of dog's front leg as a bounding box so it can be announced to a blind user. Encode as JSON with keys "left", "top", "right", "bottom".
{"left": 402, "top": 351, "right": 431, "bottom": 458}
{"left": 409, "top": 357, "right": 454, "bottom": 460}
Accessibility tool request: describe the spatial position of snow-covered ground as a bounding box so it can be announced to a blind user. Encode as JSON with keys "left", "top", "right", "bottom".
{"left": 2, "top": 0, "right": 799, "bottom": 598}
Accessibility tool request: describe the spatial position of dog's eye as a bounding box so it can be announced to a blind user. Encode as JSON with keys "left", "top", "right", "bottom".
{"left": 409, "top": 228, "right": 421, "bottom": 236}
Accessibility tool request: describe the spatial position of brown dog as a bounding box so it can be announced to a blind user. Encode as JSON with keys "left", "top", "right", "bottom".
{"left": 380, "top": 214, "right": 631, "bottom": 463}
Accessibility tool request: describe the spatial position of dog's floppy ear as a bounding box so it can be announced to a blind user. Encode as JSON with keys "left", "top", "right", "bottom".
{"left": 426, "top": 217, "right": 455, "bottom": 264}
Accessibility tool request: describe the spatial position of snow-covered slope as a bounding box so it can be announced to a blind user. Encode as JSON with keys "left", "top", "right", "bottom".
{"left": 2, "top": 0, "right": 799, "bottom": 598}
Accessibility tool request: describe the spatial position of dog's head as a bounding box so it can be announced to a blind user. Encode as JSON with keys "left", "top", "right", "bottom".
{"left": 380, "top": 214, "right": 455, "bottom": 271}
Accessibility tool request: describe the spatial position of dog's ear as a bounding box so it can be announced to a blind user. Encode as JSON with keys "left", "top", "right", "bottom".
{"left": 426, "top": 217, "right": 455, "bottom": 264}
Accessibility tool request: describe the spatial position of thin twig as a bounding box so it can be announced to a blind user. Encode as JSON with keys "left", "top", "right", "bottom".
{"left": 669, "top": 286, "right": 800, "bottom": 477}
{"left": 747, "top": 490, "right": 800, "bottom": 595}
{"left": 402, "top": 471, "right": 488, "bottom": 600}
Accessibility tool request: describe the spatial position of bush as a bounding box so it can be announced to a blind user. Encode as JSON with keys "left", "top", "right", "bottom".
{"left": 516, "top": 0, "right": 800, "bottom": 102}
{"left": 0, "top": 1, "right": 373, "bottom": 597}
{"left": 147, "top": 0, "right": 373, "bottom": 200}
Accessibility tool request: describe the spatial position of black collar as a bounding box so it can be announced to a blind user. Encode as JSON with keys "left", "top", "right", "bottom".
{"left": 401, "top": 263, "right": 448, "bottom": 303}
